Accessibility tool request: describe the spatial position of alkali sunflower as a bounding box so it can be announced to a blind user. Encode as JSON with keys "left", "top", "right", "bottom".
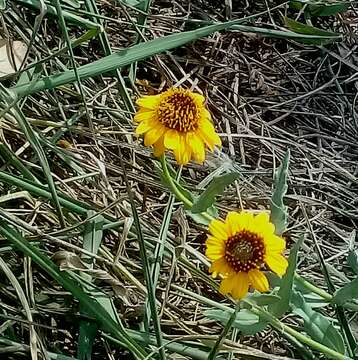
{"left": 206, "top": 211, "right": 288, "bottom": 300}
{"left": 134, "top": 87, "right": 221, "bottom": 165}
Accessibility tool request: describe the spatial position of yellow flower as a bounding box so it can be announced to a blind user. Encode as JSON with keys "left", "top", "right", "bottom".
{"left": 134, "top": 87, "right": 221, "bottom": 165}
{"left": 206, "top": 211, "right": 288, "bottom": 300}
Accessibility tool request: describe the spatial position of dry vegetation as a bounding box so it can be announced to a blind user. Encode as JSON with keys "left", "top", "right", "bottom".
{"left": 0, "top": 0, "right": 358, "bottom": 359}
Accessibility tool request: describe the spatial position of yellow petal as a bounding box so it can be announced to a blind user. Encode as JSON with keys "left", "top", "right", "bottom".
{"left": 136, "top": 120, "right": 153, "bottom": 135}
{"left": 210, "top": 257, "right": 232, "bottom": 277}
{"left": 188, "top": 133, "right": 205, "bottom": 163}
{"left": 152, "top": 136, "right": 165, "bottom": 158}
{"left": 232, "top": 211, "right": 255, "bottom": 231}
{"left": 173, "top": 135, "right": 191, "bottom": 165}
{"left": 225, "top": 211, "right": 242, "bottom": 236}
{"left": 254, "top": 212, "right": 275, "bottom": 235}
{"left": 219, "top": 275, "right": 235, "bottom": 295}
{"left": 134, "top": 110, "right": 154, "bottom": 123}
{"left": 192, "top": 92, "right": 205, "bottom": 104}
{"left": 164, "top": 129, "right": 180, "bottom": 150}
{"left": 231, "top": 272, "right": 249, "bottom": 300}
{"left": 144, "top": 126, "right": 165, "bottom": 146}
{"left": 265, "top": 235, "right": 286, "bottom": 253}
{"left": 265, "top": 253, "right": 288, "bottom": 277}
{"left": 248, "top": 269, "right": 269, "bottom": 293}
{"left": 199, "top": 119, "right": 221, "bottom": 150}
{"left": 209, "top": 219, "right": 228, "bottom": 241}
{"left": 136, "top": 94, "right": 161, "bottom": 109}
{"left": 206, "top": 236, "right": 225, "bottom": 260}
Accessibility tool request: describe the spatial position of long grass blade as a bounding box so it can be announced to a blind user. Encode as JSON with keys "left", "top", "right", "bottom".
{"left": 0, "top": 220, "right": 148, "bottom": 359}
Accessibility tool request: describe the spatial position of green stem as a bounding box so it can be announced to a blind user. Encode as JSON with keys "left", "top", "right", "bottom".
{"left": 295, "top": 274, "right": 358, "bottom": 312}
{"left": 160, "top": 155, "right": 354, "bottom": 359}
{"left": 160, "top": 155, "right": 214, "bottom": 223}
{"left": 248, "top": 303, "right": 351, "bottom": 360}
{"left": 207, "top": 302, "right": 240, "bottom": 360}
{"left": 160, "top": 156, "right": 193, "bottom": 208}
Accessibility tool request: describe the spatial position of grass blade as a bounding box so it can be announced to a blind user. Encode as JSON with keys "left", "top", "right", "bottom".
{"left": 0, "top": 220, "right": 148, "bottom": 359}
{"left": 10, "top": 18, "right": 277, "bottom": 98}
{"left": 4, "top": 101, "right": 66, "bottom": 227}
{"left": 77, "top": 211, "right": 104, "bottom": 360}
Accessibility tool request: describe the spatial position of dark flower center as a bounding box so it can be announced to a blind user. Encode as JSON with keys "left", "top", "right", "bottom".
{"left": 225, "top": 230, "right": 265, "bottom": 273}
{"left": 157, "top": 90, "right": 199, "bottom": 132}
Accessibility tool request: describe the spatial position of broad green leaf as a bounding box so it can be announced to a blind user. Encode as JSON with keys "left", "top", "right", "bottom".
{"left": 269, "top": 236, "right": 303, "bottom": 317}
{"left": 332, "top": 277, "right": 358, "bottom": 305}
{"left": 245, "top": 293, "right": 281, "bottom": 306}
{"left": 285, "top": 17, "right": 341, "bottom": 38}
{"left": 191, "top": 172, "right": 240, "bottom": 213}
{"left": 347, "top": 250, "right": 358, "bottom": 275}
{"left": 0, "top": 0, "right": 5, "bottom": 10}
{"left": 270, "top": 150, "right": 290, "bottom": 235}
{"left": 291, "top": 291, "right": 346, "bottom": 355}
{"left": 204, "top": 308, "right": 268, "bottom": 335}
{"left": 186, "top": 204, "right": 218, "bottom": 226}
{"left": 294, "top": 281, "right": 330, "bottom": 308}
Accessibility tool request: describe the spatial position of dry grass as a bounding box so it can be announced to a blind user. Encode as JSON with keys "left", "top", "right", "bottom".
{"left": 0, "top": 0, "right": 358, "bottom": 359}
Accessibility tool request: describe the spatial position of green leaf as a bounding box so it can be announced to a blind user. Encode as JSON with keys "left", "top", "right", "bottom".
{"left": 347, "top": 250, "right": 358, "bottom": 275}
{"left": 0, "top": 221, "right": 147, "bottom": 359}
{"left": 308, "top": 2, "right": 350, "bottom": 16}
{"left": 245, "top": 293, "right": 281, "bottom": 306}
{"left": 268, "top": 236, "right": 303, "bottom": 317}
{"left": 0, "top": 0, "right": 5, "bottom": 10}
{"left": 11, "top": 19, "right": 247, "bottom": 98}
{"left": 16, "top": 0, "right": 101, "bottom": 30}
{"left": 228, "top": 23, "right": 342, "bottom": 45}
{"left": 77, "top": 211, "right": 105, "bottom": 360}
{"left": 284, "top": 17, "right": 341, "bottom": 39}
{"left": 270, "top": 150, "right": 290, "bottom": 235}
{"left": 186, "top": 204, "right": 218, "bottom": 226}
{"left": 291, "top": 291, "right": 346, "bottom": 355}
{"left": 8, "top": 103, "right": 66, "bottom": 227}
{"left": 191, "top": 172, "right": 240, "bottom": 213}
{"left": 204, "top": 308, "right": 268, "bottom": 335}
{"left": 290, "top": 0, "right": 350, "bottom": 16}
{"left": 332, "top": 277, "right": 358, "bottom": 305}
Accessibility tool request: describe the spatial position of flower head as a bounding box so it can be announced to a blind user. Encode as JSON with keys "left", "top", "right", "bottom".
{"left": 206, "top": 211, "right": 288, "bottom": 300}
{"left": 134, "top": 88, "right": 221, "bottom": 165}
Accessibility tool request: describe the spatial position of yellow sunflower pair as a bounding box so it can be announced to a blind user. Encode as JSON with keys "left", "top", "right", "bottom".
{"left": 134, "top": 87, "right": 288, "bottom": 300}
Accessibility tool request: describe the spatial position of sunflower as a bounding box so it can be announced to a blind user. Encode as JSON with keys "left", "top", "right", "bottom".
{"left": 134, "top": 87, "right": 221, "bottom": 165}
{"left": 206, "top": 211, "right": 288, "bottom": 300}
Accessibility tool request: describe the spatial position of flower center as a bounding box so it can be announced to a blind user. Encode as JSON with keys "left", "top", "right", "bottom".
{"left": 225, "top": 230, "right": 265, "bottom": 273}
{"left": 157, "top": 89, "right": 199, "bottom": 132}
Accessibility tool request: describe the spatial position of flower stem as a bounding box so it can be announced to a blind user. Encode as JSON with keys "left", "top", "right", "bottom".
{"left": 160, "top": 155, "right": 214, "bottom": 223}
{"left": 160, "top": 155, "right": 193, "bottom": 208}
{"left": 294, "top": 273, "right": 332, "bottom": 301}
{"left": 295, "top": 273, "right": 358, "bottom": 312}
{"left": 160, "top": 155, "right": 353, "bottom": 359}
{"left": 207, "top": 301, "right": 240, "bottom": 360}
{"left": 248, "top": 303, "right": 351, "bottom": 360}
